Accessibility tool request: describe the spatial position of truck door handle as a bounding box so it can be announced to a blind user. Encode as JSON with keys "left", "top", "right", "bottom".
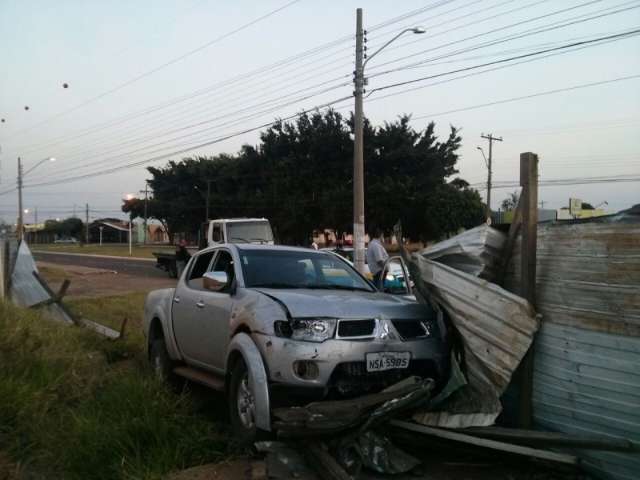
{"left": 173, "top": 297, "right": 180, "bottom": 303}
{"left": 195, "top": 301, "right": 205, "bottom": 309}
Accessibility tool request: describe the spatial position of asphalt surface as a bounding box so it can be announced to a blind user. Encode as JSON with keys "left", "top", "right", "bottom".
{"left": 33, "top": 251, "right": 169, "bottom": 278}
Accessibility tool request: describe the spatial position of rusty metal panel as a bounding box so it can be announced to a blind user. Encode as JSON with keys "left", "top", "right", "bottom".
{"left": 533, "top": 321, "right": 640, "bottom": 480}
{"left": 506, "top": 221, "right": 640, "bottom": 336}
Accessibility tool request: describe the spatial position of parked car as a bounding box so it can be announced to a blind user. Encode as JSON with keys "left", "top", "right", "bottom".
{"left": 322, "top": 246, "right": 410, "bottom": 293}
{"left": 144, "top": 244, "right": 450, "bottom": 442}
{"left": 53, "top": 237, "right": 78, "bottom": 244}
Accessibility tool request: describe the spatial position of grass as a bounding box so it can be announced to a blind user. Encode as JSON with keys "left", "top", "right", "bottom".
{"left": 32, "top": 244, "right": 173, "bottom": 259}
{"left": 0, "top": 299, "right": 233, "bottom": 480}
{"left": 37, "top": 265, "right": 69, "bottom": 283}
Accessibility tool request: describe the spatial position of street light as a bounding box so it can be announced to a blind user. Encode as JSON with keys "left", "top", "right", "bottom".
{"left": 17, "top": 156, "right": 56, "bottom": 240}
{"left": 352, "top": 9, "right": 425, "bottom": 273}
{"left": 124, "top": 193, "right": 135, "bottom": 256}
{"left": 476, "top": 146, "right": 488, "bottom": 168}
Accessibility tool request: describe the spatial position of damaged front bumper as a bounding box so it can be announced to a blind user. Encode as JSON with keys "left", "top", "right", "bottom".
{"left": 253, "top": 318, "right": 449, "bottom": 403}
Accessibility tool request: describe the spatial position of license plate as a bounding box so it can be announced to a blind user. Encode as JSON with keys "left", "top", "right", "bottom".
{"left": 365, "top": 352, "right": 411, "bottom": 372}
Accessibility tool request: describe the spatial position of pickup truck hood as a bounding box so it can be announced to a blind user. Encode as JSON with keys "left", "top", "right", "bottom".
{"left": 253, "top": 288, "right": 429, "bottom": 319}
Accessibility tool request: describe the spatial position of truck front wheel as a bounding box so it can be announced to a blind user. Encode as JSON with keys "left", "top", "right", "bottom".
{"left": 228, "top": 358, "right": 259, "bottom": 445}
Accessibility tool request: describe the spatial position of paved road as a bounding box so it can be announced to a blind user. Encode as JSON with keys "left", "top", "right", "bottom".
{"left": 33, "top": 251, "right": 169, "bottom": 278}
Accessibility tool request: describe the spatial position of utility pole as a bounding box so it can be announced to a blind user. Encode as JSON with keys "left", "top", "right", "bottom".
{"left": 17, "top": 157, "right": 24, "bottom": 241}
{"left": 141, "top": 182, "right": 149, "bottom": 245}
{"left": 85, "top": 203, "right": 90, "bottom": 244}
{"left": 34, "top": 207, "right": 38, "bottom": 244}
{"left": 352, "top": 7, "right": 366, "bottom": 274}
{"left": 480, "top": 133, "right": 503, "bottom": 223}
{"left": 205, "top": 179, "right": 211, "bottom": 222}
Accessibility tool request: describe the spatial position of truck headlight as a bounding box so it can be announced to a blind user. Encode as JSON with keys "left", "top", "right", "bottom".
{"left": 291, "top": 318, "right": 337, "bottom": 343}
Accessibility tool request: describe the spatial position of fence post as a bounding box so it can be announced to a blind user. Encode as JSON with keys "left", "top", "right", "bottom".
{"left": 0, "top": 239, "right": 9, "bottom": 299}
{"left": 518, "top": 152, "right": 539, "bottom": 428}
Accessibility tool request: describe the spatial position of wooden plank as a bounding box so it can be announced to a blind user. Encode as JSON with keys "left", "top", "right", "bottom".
{"left": 390, "top": 420, "right": 578, "bottom": 465}
{"left": 31, "top": 270, "right": 81, "bottom": 326}
{"left": 305, "top": 442, "right": 352, "bottom": 480}
{"left": 55, "top": 279, "right": 70, "bottom": 301}
{"left": 461, "top": 426, "right": 637, "bottom": 451}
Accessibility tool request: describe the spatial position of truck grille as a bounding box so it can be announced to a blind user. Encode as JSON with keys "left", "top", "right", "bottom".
{"left": 336, "top": 319, "right": 376, "bottom": 338}
{"left": 328, "top": 360, "right": 438, "bottom": 398}
{"left": 392, "top": 320, "right": 430, "bottom": 340}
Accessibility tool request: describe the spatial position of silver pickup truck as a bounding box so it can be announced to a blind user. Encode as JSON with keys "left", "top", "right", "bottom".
{"left": 143, "top": 244, "right": 450, "bottom": 442}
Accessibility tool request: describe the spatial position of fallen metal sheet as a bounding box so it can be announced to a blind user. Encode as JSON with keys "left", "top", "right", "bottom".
{"left": 10, "top": 241, "right": 54, "bottom": 308}
{"left": 420, "top": 224, "right": 506, "bottom": 279}
{"left": 390, "top": 420, "right": 578, "bottom": 465}
{"left": 402, "top": 250, "right": 539, "bottom": 428}
{"left": 272, "top": 377, "right": 434, "bottom": 437}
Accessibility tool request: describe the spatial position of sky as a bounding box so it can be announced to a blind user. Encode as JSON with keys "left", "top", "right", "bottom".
{"left": 0, "top": 0, "right": 639, "bottom": 225}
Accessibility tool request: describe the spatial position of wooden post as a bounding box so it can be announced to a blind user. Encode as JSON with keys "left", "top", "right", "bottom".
{"left": 0, "top": 240, "right": 8, "bottom": 298}
{"left": 518, "top": 152, "right": 538, "bottom": 428}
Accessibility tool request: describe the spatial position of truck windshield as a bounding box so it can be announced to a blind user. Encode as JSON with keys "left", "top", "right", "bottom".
{"left": 226, "top": 222, "right": 274, "bottom": 244}
{"left": 239, "top": 249, "right": 374, "bottom": 292}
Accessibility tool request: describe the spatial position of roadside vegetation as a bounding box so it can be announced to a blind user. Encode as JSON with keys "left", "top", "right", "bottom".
{"left": 32, "top": 243, "right": 173, "bottom": 259}
{"left": 0, "top": 298, "right": 232, "bottom": 480}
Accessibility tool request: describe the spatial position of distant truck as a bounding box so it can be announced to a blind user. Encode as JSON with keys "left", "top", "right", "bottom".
{"left": 153, "top": 218, "right": 274, "bottom": 278}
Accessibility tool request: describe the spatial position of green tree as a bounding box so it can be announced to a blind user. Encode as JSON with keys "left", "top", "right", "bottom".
{"left": 501, "top": 190, "right": 520, "bottom": 211}
{"left": 126, "top": 110, "right": 485, "bottom": 243}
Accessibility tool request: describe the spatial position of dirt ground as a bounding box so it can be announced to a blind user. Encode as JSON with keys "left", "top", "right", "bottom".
{"left": 37, "top": 261, "right": 176, "bottom": 298}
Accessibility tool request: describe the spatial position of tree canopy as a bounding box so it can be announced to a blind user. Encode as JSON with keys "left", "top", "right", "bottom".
{"left": 123, "top": 110, "right": 484, "bottom": 244}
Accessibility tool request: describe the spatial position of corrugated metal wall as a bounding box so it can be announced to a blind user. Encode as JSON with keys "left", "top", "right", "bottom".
{"left": 533, "top": 322, "right": 640, "bottom": 480}
{"left": 506, "top": 220, "right": 640, "bottom": 480}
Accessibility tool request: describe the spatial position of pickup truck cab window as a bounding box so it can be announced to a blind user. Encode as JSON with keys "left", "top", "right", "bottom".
{"left": 211, "top": 249, "right": 235, "bottom": 293}
{"left": 187, "top": 250, "right": 215, "bottom": 290}
{"left": 211, "top": 224, "right": 222, "bottom": 243}
{"left": 240, "top": 249, "right": 373, "bottom": 291}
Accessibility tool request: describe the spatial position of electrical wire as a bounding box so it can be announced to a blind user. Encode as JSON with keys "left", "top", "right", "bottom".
{"left": 5, "top": 0, "right": 305, "bottom": 140}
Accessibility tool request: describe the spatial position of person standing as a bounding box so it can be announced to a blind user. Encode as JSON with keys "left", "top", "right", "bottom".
{"left": 366, "top": 226, "right": 388, "bottom": 288}
{"left": 175, "top": 239, "right": 191, "bottom": 277}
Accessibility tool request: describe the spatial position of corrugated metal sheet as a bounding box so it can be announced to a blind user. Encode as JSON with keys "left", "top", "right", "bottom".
{"left": 505, "top": 220, "right": 640, "bottom": 480}
{"left": 533, "top": 322, "right": 640, "bottom": 480}
{"left": 406, "top": 255, "right": 539, "bottom": 427}
{"left": 9, "top": 241, "right": 49, "bottom": 307}
{"left": 506, "top": 221, "right": 640, "bottom": 336}
{"left": 419, "top": 224, "right": 506, "bottom": 278}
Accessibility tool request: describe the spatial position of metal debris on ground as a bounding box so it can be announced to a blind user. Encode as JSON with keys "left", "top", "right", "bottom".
{"left": 5, "top": 240, "right": 125, "bottom": 340}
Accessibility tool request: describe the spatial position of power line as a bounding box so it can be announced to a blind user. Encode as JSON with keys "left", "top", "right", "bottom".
{"left": 29, "top": 30, "right": 640, "bottom": 186}
{"left": 4, "top": 0, "right": 304, "bottom": 140}
{"left": 30, "top": 21, "right": 640, "bottom": 181}
{"left": 411, "top": 74, "right": 640, "bottom": 120}
{"left": 20, "top": 95, "right": 352, "bottom": 190}
{"left": 9, "top": 1, "right": 449, "bottom": 156}
{"left": 5, "top": 0, "right": 574, "bottom": 161}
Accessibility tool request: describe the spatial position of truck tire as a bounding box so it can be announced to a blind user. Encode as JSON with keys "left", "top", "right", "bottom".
{"left": 149, "top": 338, "right": 179, "bottom": 387}
{"left": 228, "top": 358, "right": 260, "bottom": 446}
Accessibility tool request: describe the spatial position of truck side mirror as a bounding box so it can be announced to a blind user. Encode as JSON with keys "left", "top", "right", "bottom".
{"left": 203, "top": 271, "right": 228, "bottom": 292}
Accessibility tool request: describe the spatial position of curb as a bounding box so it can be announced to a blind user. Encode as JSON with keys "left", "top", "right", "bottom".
{"left": 32, "top": 250, "right": 156, "bottom": 263}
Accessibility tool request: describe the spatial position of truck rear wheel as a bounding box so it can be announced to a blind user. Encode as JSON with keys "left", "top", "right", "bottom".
{"left": 149, "top": 338, "right": 179, "bottom": 387}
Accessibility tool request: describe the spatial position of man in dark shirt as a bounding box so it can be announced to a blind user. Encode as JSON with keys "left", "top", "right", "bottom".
{"left": 175, "top": 240, "right": 191, "bottom": 277}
